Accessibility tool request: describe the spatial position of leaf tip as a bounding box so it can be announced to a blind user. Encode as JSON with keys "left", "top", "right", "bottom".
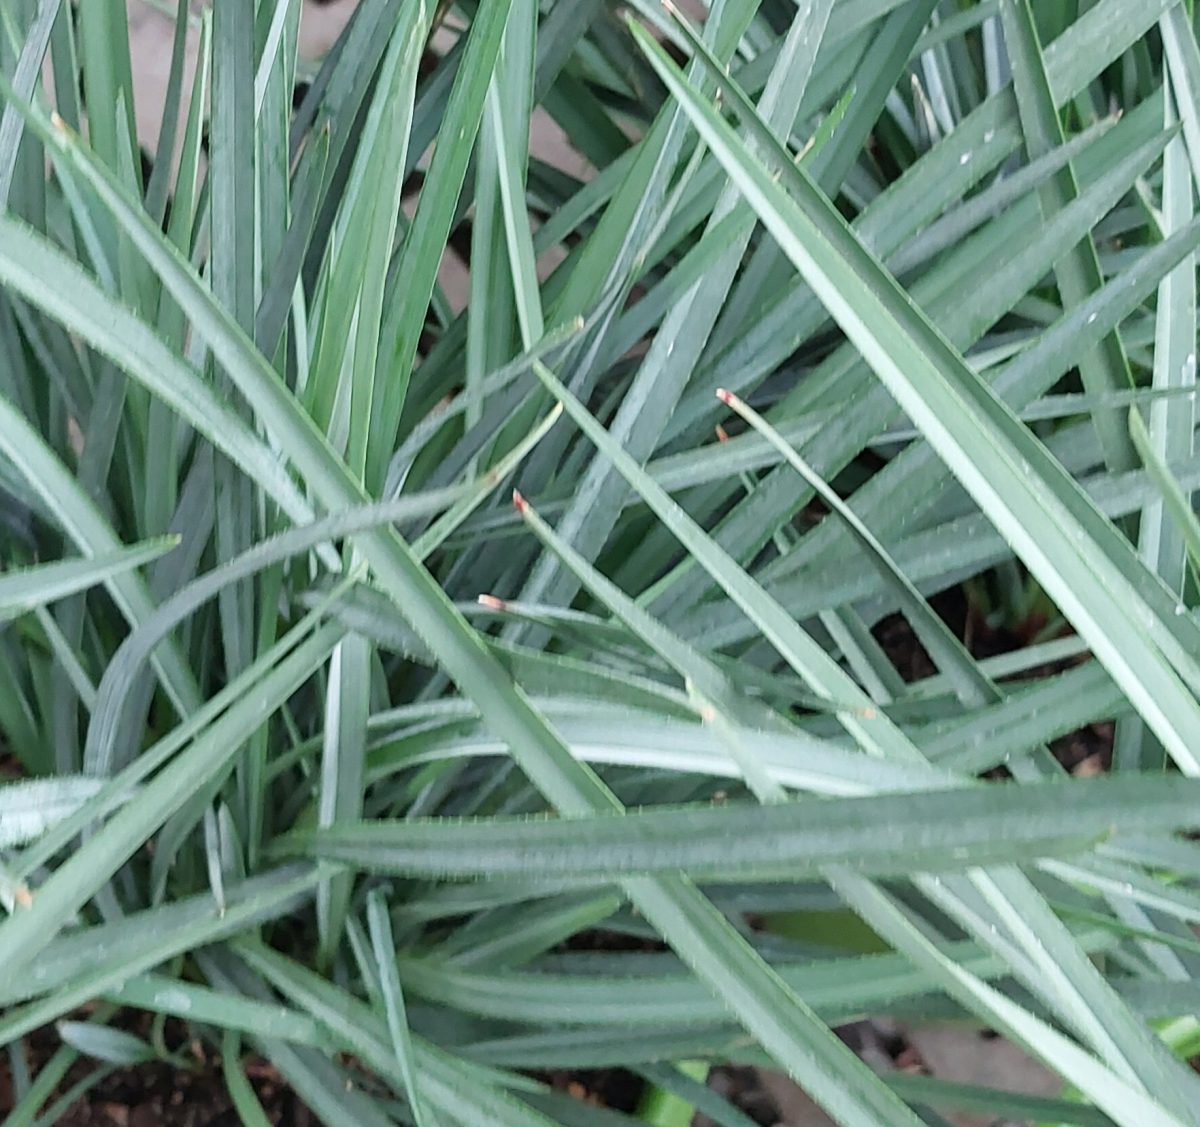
{"left": 512, "top": 489, "right": 528, "bottom": 514}
{"left": 477, "top": 594, "right": 507, "bottom": 611}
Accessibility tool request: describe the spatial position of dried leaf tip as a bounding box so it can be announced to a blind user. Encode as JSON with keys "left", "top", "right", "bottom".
{"left": 512, "top": 489, "right": 529, "bottom": 514}
{"left": 714, "top": 423, "right": 730, "bottom": 443}
{"left": 477, "top": 594, "right": 507, "bottom": 611}
{"left": 50, "top": 111, "right": 67, "bottom": 134}
{"left": 715, "top": 387, "right": 735, "bottom": 405}
{"left": 13, "top": 883, "right": 32, "bottom": 910}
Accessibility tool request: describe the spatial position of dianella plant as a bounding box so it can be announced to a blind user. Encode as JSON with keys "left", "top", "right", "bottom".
{"left": 2, "top": 1, "right": 1200, "bottom": 1125}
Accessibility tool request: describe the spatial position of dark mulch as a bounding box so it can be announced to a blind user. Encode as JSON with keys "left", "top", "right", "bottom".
{"left": 541, "top": 1068, "right": 645, "bottom": 1115}
{"left": 0, "top": 1023, "right": 307, "bottom": 1126}
{"left": 698, "top": 1067, "right": 782, "bottom": 1126}
{"left": 873, "top": 594, "right": 1115, "bottom": 776}
{"left": 3, "top": 1023, "right": 642, "bottom": 1125}
{"left": 699, "top": 1022, "right": 935, "bottom": 1127}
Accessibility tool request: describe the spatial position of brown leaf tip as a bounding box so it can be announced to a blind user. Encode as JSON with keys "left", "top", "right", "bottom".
{"left": 512, "top": 489, "right": 528, "bottom": 514}
{"left": 715, "top": 387, "right": 734, "bottom": 405}
{"left": 477, "top": 594, "right": 507, "bottom": 611}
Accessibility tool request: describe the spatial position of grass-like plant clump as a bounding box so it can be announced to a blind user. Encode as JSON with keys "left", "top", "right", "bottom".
{"left": 2, "top": 0, "right": 1200, "bottom": 1124}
